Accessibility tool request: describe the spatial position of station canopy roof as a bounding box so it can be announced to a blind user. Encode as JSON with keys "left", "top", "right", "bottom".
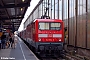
{"left": 0, "top": 0, "right": 31, "bottom": 32}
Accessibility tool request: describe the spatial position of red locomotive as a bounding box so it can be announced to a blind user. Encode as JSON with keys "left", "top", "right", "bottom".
{"left": 20, "top": 19, "right": 64, "bottom": 56}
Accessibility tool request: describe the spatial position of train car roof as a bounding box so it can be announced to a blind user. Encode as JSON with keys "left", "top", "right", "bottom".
{"left": 33, "top": 19, "right": 63, "bottom": 22}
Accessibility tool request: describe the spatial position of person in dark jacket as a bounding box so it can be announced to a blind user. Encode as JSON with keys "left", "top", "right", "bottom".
{"left": 8, "top": 33, "right": 12, "bottom": 48}
{"left": 1, "top": 33, "right": 6, "bottom": 49}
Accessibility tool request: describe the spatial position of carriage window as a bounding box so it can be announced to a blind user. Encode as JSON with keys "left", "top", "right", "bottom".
{"left": 39, "top": 22, "right": 61, "bottom": 30}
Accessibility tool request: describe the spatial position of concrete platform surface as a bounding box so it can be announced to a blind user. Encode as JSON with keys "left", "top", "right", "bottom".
{"left": 0, "top": 36, "right": 39, "bottom": 60}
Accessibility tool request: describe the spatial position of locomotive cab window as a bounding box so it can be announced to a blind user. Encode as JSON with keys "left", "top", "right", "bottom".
{"left": 39, "top": 22, "right": 61, "bottom": 30}
{"left": 50, "top": 23, "right": 61, "bottom": 30}
{"left": 39, "top": 23, "right": 49, "bottom": 30}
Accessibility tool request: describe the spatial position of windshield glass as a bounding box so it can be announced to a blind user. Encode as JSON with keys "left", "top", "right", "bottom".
{"left": 39, "top": 22, "right": 61, "bottom": 30}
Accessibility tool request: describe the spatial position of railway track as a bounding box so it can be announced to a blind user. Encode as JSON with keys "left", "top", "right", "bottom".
{"left": 42, "top": 53, "right": 64, "bottom": 60}
{"left": 39, "top": 56, "right": 65, "bottom": 60}
{"left": 38, "top": 52, "right": 90, "bottom": 60}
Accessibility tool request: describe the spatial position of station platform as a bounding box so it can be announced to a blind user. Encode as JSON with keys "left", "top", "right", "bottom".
{"left": 0, "top": 36, "right": 39, "bottom": 60}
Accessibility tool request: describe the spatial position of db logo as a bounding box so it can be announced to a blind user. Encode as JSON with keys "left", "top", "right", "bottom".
{"left": 48, "top": 34, "right": 53, "bottom": 37}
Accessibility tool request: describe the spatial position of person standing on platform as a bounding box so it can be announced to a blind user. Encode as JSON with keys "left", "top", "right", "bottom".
{"left": 5, "top": 32, "right": 9, "bottom": 48}
{"left": 14, "top": 34, "right": 18, "bottom": 48}
{"left": 11, "top": 33, "right": 15, "bottom": 49}
{"left": 9, "top": 34, "right": 13, "bottom": 48}
{"left": 1, "top": 33, "right": 6, "bottom": 49}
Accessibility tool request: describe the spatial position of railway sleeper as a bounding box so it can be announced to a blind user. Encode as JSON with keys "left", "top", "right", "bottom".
{"left": 76, "top": 55, "right": 90, "bottom": 60}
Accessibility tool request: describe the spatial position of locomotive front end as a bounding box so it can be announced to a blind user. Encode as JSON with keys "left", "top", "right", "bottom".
{"left": 36, "top": 19, "right": 64, "bottom": 55}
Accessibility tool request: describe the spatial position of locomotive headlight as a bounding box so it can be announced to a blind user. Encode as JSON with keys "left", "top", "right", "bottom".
{"left": 39, "top": 39, "right": 41, "bottom": 41}
{"left": 59, "top": 39, "right": 61, "bottom": 41}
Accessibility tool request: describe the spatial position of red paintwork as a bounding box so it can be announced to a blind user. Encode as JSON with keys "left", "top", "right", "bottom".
{"left": 36, "top": 19, "right": 64, "bottom": 42}
{"left": 21, "top": 19, "right": 64, "bottom": 43}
